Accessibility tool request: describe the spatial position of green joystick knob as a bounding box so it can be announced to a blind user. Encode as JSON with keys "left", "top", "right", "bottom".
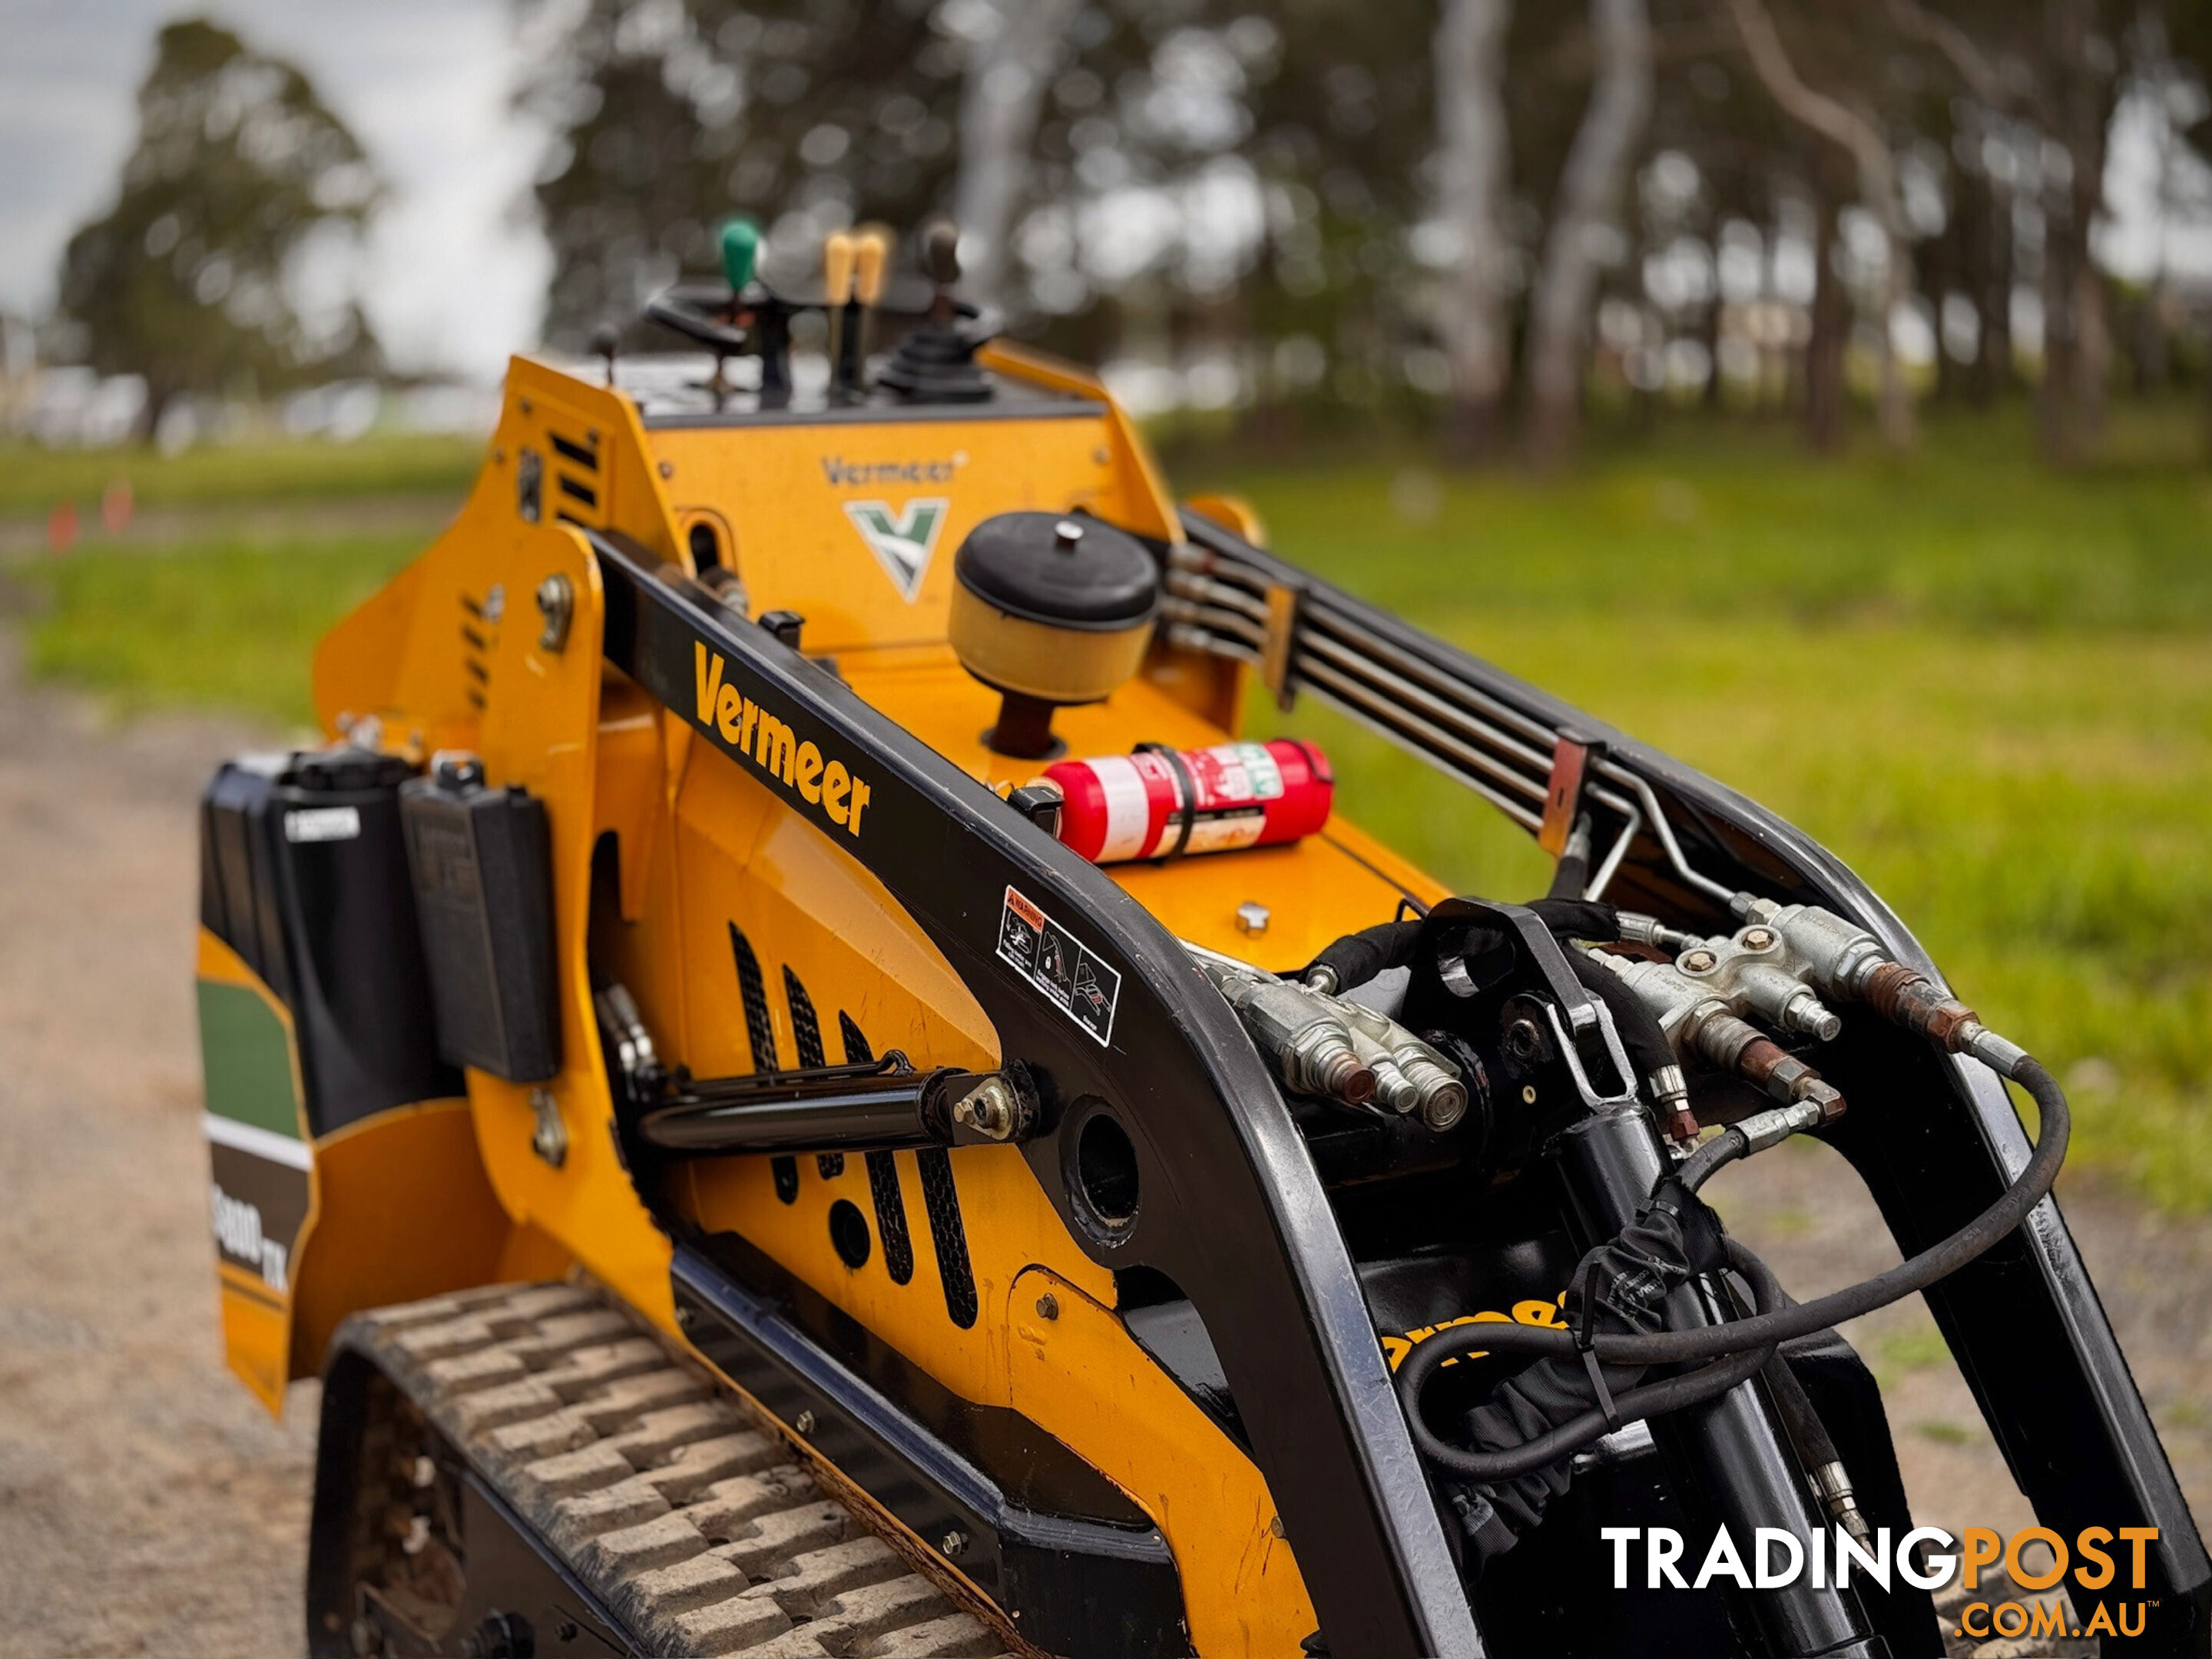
{"left": 719, "top": 217, "right": 760, "bottom": 293}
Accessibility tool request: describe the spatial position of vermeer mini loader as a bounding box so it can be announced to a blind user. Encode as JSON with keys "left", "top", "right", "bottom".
{"left": 195, "top": 221, "right": 2208, "bottom": 1657}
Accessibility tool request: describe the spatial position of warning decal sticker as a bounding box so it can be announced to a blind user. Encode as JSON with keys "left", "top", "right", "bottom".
{"left": 997, "top": 884, "right": 1122, "bottom": 1047}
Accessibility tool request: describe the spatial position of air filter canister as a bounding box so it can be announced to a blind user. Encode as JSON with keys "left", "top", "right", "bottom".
{"left": 1045, "top": 739, "right": 1333, "bottom": 863}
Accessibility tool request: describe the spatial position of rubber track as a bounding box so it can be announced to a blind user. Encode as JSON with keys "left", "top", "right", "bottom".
{"left": 341, "top": 1280, "right": 1022, "bottom": 1659}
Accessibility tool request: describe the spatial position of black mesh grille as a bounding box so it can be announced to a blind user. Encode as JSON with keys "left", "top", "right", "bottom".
{"left": 728, "top": 922, "right": 796, "bottom": 1203}
{"left": 843, "top": 1014, "right": 915, "bottom": 1287}
{"left": 916, "top": 1149, "right": 978, "bottom": 1329}
{"left": 783, "top": 966, "right": 824, "bottom": 1066}
{"left": 727, "top": 922, "right": 779, "bottom": 1071}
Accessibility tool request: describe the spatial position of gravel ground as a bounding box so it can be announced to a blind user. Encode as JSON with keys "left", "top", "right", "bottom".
{"left": 0, "top": 636, "right": 2201, "bottom": 1654}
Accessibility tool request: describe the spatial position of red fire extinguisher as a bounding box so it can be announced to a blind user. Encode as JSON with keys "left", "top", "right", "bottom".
{"left": 1045, "top": 739, "right": 1334, "bottom": 863}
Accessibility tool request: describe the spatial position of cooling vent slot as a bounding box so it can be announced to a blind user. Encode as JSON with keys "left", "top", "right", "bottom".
{"left": 459, "top": 591, "right": 494, "bottom": 710}
{"left": 549, "top": 428, "right": 601, "bottom": 528}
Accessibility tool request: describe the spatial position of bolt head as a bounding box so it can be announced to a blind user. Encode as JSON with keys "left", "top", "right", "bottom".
{"left": 940, "top": 1529, "right": 968, "bottom": 1558}
{"left": 1235, "top": 901, "right": 1270, "bottom": 935}
{"left": 794, "top": 1409, "right": 816, "bottom": 1436}
{"left": 1681, "top": 949, "right": 1718, "bottom": 973}
{"left": 1741, "top": 927, "right": 1777, "bottom": 951}
{"left": 955, "top": 1076, "right": 1016, "bottom": 1139}
{"left": 1035, "top": 1292, "right": 1060, "bottom": 1320}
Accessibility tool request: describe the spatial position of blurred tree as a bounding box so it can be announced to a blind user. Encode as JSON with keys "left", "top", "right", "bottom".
{"left": 952, "top": 0, "right": 1085, "bottom": 306}
{"left": 1433, "top": 0, "right": 1515, "bottom": 452}
{"left": 1527, "top": 0, "right": 1654, "bottom": 469}
{"left": 524, "top": 0, "right": 960, "bottom": 349}
{"left": 1723, "top": 0, "right": 1915, "bottom": 449}
{"left": 52, "top": 18, "right": 383, "bottom": 436}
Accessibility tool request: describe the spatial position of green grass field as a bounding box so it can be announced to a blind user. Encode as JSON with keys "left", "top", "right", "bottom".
{"left": 0, "top": 432, "right": 481, "bottom": 515}
{"left": 7, "top": 413, "right": 2207, "bottom": 1204}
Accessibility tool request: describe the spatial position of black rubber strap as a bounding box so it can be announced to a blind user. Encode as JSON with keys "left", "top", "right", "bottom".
{"left": 1581, "top": 1345, "right": 1624, "bottom": 1434}
{"left": 1134, "top": 742, "right": 1198, "bottom": 860}
{"left": 1570, "top": 1276, "right": 1625, "bottom": 1432}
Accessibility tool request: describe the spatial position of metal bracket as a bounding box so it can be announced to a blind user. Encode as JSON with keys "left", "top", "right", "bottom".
{"left": 1539, "top": 732, "right": 1602, "bottom": 859}
{"left": 1259, "top": 581, "right": 1303, "bottom": 711}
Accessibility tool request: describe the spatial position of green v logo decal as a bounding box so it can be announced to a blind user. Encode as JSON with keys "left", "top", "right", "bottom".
{"left": 843, "top": 498, "right": 949, "bottom": 602}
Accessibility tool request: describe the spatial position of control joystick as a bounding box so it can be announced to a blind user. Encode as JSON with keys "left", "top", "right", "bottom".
{"left": 879, "top": 218, "right": 993, "bottom": 405}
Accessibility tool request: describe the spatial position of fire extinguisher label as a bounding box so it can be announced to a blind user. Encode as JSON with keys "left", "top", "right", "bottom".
{"left": 996, "top": 885, "right": 1122, "bottom": 1048}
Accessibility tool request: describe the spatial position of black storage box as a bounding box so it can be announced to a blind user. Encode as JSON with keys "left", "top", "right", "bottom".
{"left": 199, "top": 747, "right": 462, "bottom": 1135}
{"left": 399, "top": 756, "right": 561, "bottom": 1083}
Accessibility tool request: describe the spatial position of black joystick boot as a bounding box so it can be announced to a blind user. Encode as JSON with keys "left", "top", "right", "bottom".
{"left": 879, "top": 219, "right": 993, "bottom": 405}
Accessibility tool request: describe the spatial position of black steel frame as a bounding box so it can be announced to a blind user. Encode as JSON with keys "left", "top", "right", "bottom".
{"left": 591, "top": 515, "right": 2210, "bottom": 1655}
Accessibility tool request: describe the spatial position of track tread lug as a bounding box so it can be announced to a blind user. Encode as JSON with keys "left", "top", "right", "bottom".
{"left": 670, "top": 1593, "right": 796, "bottom": 1657}
{"left": 515, "top": 1441, "right": 634, "bottom": 1505}
{"left": 551, "top": 1476, "right": 674, "bottom": 1551}
{"left": 750, "top": 1537, "right": 906, "bottom": 1617}
{"left": 637, "top": 1430, "right": 784, "bottom": 1503}
{"left": 854, "top": 1612, "right": 1001, "bottom": 1658}
{"left": 606, "top": 1399, "right": 747, "bottom": 1465}
{"left": 710, "top": 1502, "right": 854, "bottom": 1576}
{"left": 580, "top": 1508, "right": 711, "bottom": 1578}
{"left": 574, "top": 1368, "right": 710, "bottom": 1432}
{"left": 346, "top": 1283, "right": 1018, "bottom": 1659}
{"left": 535, "top": 1337, "right": 668, "bottom": 1398}
{"left": 684, "top": 1467, "right": 821, "bottom": 1545}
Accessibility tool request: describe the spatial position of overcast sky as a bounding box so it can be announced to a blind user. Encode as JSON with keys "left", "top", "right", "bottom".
{"left": 0, "top": 0, "right": 554, "bottom": 383}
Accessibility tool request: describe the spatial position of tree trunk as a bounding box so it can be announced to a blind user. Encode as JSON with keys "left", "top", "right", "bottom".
{"left": 1724, "top": 0, "right": 1915, "bottom": 449}
{"left": 2038, "top": 0, "right": 2112, "bottom": 464}
{"left": 1434, "top": 0, "right": 1515, "bottom": 457}
{"left": 1805, "top": 180, "right": 1848, "bottom": 452}
{"left": 952, "top": 0, "right": 1081, "bottom": 309}
{"left": 1984, "top": 174, "right": 2015, "bottom": 400}
{"left": 1526, "top": 0, "right": 1654, "bottom": 471}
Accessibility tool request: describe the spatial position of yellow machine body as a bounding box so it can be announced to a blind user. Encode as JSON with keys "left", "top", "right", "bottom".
{"left": 214, "top": 344, "right": 1451, "bottom": 1656}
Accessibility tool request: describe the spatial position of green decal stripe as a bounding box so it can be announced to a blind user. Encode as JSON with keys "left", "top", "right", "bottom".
{"left": 197, "top": 979, "right": 302, "bottom": 1141}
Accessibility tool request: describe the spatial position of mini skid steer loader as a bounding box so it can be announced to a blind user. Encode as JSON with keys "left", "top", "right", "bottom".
{"left": 194, "top": 220, "right": 2210, "bottom": 1658}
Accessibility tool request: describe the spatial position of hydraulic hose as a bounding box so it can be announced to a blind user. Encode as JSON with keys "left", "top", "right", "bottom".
{"left": 1612, "top": 1056, "right": 2067, "bottom": 1364}
{"left": 1398, "top": 1238, "right": 1783, "bottom": 1483}
{"left": 1443, "top": 1056, "right": 2068, "bottom": 1369}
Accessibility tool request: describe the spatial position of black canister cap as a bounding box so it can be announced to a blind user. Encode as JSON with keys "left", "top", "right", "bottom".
{"left": 283, "top": 747, "right": 418, "bottom": 794}
{"left": 952, "top": 512, "right": 1160, "bottom": 631}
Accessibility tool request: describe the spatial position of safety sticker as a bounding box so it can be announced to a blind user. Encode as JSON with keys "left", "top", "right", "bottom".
{"left": 997, "top": 884, "right": 1121, "bottom": 1047}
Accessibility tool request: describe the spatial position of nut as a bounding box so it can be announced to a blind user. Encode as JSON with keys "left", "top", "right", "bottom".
{"left": 1503, "top": 1018, "right": 1544, "bottom": 1064}
{"left": 940, "top": 1530, "right": 969, "bottom": 1559}
{"left": 529, "top": 1088, "right": 567, "bottom": 1168}
{"left": 951, "top": 1075, "right": 1017, "bottom": 1141}
{"left": 535, "top": 572, "right": 575, "bottom": 652}
{"left": 1235, "top": 901, "right": 1270, "bottom": 935}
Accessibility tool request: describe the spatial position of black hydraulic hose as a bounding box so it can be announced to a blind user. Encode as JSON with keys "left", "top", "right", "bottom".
{"left": 1676, "top": 1122, "right": 1753, "bottom": 1194}
{"left": 1455, "top": 1058, "right": 2070, "bottom": 1369}
{"left": 1305, "top": 918, "right": 1423, "bottom": 992}
{"left": 1525, "top": 896, "right": 1621, "bottom": 943}
{"left": 1761, "top": 1349, "right": 1842, "bottom": 1475}
{"left": 1398, "top": 1238, "right": 1783, "bottom": 1482}
{"left": 1307, "top": 899, "right": 1618, "bottom": 992}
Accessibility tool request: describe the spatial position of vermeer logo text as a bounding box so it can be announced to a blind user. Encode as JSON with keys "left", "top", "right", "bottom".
{"left": 694, "top": 642, "right": 871, "bottom": 836}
